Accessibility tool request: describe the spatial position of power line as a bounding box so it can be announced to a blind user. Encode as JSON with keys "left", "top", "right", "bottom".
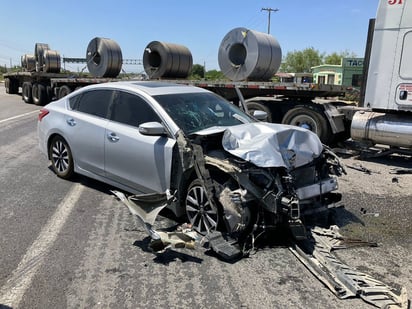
{"left": 261, "top": 7, "right": 279, "bottom": 34}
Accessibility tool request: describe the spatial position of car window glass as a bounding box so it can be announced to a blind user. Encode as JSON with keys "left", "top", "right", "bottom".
{"left": 68, "top": 94, "right": 81, "bottom": 110}
{"left": 111, "top": 91, "right": 160, "bottom": 127}
{"left": 154, "top": 92, "right": 254, "bottom": 134}
{"left": 77, "top": 90, "right": 113, "bottom": 118}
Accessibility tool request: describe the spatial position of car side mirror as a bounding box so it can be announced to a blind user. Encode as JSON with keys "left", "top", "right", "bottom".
{"left": 139, "top": 122, "right": 167, "bottom": 136}
{"left": 253, "top": 110, "right": 268, "bottom": 121}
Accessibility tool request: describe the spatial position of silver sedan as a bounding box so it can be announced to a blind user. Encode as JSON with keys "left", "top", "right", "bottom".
{"left": 38, "top": 81, "right": 254, "bottom": 214}
{"left": 38, "top": 81, "right": 343, "bottom": 245}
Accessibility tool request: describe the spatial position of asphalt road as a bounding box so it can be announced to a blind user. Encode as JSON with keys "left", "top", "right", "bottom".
{"left": 0, "top": 84, "right": 410, "bottom": 309}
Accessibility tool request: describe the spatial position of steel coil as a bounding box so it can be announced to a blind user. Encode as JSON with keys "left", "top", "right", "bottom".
{"left": 86, "top": 37, "right": 123, "bottom": 78}
{"left": 143, "top": 41, "right": 193, "bottom": 78}
{"left": 35, "top": 43, "right": 50, "bottom": 72}
{"left": 21, "top": 54, "right": 36, "bottom": 72}
{"left": 43, "top": 50, "right": 61, "bottom": 73}
{"left": 218, "top": 27, "right": 282, "bottom": 81}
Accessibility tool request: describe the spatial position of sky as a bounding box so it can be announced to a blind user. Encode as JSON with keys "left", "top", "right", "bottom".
{"left": 0, "top": 0, "right": 380, "bottom": 73}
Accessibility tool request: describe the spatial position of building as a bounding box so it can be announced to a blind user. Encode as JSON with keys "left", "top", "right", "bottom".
{"left": 275, "top": 72, "right": 313, "bottom": 83}
{"left": 312, "top": 58, "right": 364, "bottom": 88}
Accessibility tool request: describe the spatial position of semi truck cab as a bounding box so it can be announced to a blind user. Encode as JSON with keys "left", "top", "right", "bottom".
{"left": 351, "top": 0, "right": 412, "bottom": 149}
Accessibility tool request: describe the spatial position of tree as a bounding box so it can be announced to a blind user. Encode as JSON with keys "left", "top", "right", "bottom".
{"left": 324, "top": 52, "right": 342, "bottom": 65}
{"left": 280, "top": 48, "right": 359, "bottom": 72}
{"left": 205, "top": 69, "right": 225, "bottom": 80}
{"left": 190, "top": 64, "right": 205, "bottom": 79}
{"left": 280, "top": 47, "right": 324, "bottom": 73}
{"left": 324, "top": 50, "right": 357, "bottom": 65}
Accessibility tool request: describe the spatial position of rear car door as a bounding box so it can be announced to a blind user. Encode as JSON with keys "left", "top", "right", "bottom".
{"left": 104, "top": 90, "right": 175, "bottom": 193}
{"left": 66, "top": 89, "right": 113, "bottom": 176}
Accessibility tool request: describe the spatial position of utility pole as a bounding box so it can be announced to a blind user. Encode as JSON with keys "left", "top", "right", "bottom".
{"left": 261, "top": 7, "right": 279, "bottom": 34}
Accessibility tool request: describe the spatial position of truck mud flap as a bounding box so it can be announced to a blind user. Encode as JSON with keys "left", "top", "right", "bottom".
{"left": 289, "top": 226, "right": 409, "bottom": 309}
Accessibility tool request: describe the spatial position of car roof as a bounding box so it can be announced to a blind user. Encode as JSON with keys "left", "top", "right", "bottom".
{"left": 84, "top": 81, "right": 210, "bottom": 96}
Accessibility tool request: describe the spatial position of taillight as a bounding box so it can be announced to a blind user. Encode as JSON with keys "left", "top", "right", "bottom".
{"left": 38, "top": 108, "right": 49, "bottom": 122}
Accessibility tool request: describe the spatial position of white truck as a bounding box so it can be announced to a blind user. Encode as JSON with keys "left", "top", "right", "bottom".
{"left": 349, "top": 0, "right": 412, "bottom": 152}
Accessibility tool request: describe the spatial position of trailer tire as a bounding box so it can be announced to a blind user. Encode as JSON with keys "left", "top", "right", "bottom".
{"left": 32, "top": 83, "right": 48, "bottom": 106}
{"left": 22, "top": 82, "right": 33, "bottom": 104}
{"left": 46, "top": 85, "right": 54, "bottom": 101}
{"left": 4, "top": 78, "right": 9, "bottom": 93}
{"left": 246, "top": 101, "right": 272, "bottom": 122}
{"left": 282, "top": 106, "right": 331, "bottom": 144}
{"left": 58, "top": 85, "right": 72, "bottom": 99}
{"left": 5, "top": 78, "right": 19, "bottom": 94}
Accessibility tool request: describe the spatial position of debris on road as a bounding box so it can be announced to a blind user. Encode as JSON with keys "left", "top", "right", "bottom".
{"left": 290, "top": 226, "right": 409, "bottom": 309}
{"left": 390, "top": 168, "right": 412, "bottom": 175}
{"left": 346, "top": 163, "right": 379, "bottom": 175}
{"left": 113, "top": 189, "right": 409, "bottom": 309}
{"left": 360, "top": 207, "right": 380, "bottom": 217}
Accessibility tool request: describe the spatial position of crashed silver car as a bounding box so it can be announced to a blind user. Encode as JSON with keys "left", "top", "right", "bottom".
{"left": 38, "top": 81, "right": 344, "bottom": 258}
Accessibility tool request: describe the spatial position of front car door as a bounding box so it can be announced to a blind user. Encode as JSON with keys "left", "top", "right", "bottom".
{"left": 104, "top": 90, "right": 175, "bottom": 193}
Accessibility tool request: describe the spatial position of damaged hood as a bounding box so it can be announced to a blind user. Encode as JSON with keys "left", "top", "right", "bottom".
{"left": 222, "top": 122, "right": 323, "bottom": 169}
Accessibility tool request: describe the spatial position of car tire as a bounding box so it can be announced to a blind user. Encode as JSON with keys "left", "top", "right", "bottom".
{"left": 48, "top": 136, "right": 74, "bottom": 179}
{"left": 185, "top": 178, "right": 219, "bottom": 234}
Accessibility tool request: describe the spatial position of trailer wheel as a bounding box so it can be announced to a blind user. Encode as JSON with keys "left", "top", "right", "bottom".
{"left": 282, "top": 106, "right": 331, "bottom": 144}
{"left": 22, "top": 82, "right": 33, "bottom": 104}
{"left": 58, "top": 85, "right": 71, "bottom": 99}
{"left": 246, "top": 101, "right": 272, "bottom": 122}
{"left": 5, "top": 78, "right": 19, "bottom": 94}
{"left": 32, "top": 83, "right": 49, "bottom": 106}
{"left": 46, "top": 85, "right": 53, "bottom": 101}
{"left": 5, "top": 78, "right": 10, "bottom": 94}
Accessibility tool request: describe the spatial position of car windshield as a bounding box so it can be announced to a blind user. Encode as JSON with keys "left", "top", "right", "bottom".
{"left": 153, "top": 92, "right": 254, "bottom": 135}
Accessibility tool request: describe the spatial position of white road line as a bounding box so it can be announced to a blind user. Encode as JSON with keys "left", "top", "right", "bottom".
{"left": 0, "top": 110, "right": 39, "bottom": 124}
{"left": 0, "top": 183, "right": 84, "bottom": 307}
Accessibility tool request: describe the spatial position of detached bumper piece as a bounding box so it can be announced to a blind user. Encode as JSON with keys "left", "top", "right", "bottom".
{"left": 289, "top": 226, "right": 409, "bottom": 309}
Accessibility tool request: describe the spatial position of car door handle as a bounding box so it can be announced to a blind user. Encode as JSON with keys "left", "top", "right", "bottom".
{"left": 66, "top": 118, "right": 76, "bottom": 126}
{"left": 107, "top": 132, "right": 120, "bottom": 142}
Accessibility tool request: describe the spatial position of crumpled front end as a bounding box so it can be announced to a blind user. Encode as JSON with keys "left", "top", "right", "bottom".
{"left": 197, "top": 122, "right": 345, "bottom": 241}
{"left": 116, "top": 122, "right": 345, "bottom": 257}
{"left": 202, "top": 143, "right": 344, "bottom": 242}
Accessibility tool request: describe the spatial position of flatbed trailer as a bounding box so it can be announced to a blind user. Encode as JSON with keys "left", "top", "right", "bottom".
{"left": 4, "top": 70, "right": 350, "bottom": 144}
{"left": 172, "top": 80, "right": 346, "bottom": 101}
{"left": 173, "top": 79, "right": 350, "bottom": 144}
{"left": 3, "top": 71, "right": 116, "bottom": 105}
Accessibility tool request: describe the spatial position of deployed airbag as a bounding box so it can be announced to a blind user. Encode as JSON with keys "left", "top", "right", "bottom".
{"left": 222, "top": 123, "right": 323, "bottom": 169}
